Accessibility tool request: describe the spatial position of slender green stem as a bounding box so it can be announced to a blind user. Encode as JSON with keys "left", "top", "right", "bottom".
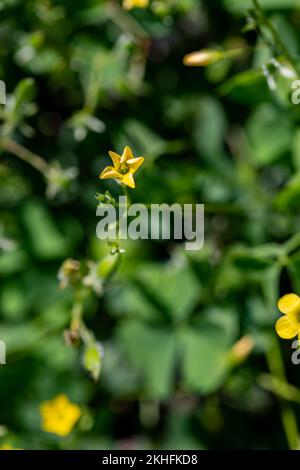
{"left": 259, "top": 373, "right": 300, "bottom": 405}
{"left": 79, "top": 321, "right": 94, "bottom": 346}
{"left": 266, "top": 337, "right": 299, "bottom": 449}
{"left": 84, "top": 55, "right": 102, "bottom": 114}
{"left": 122, "top": 184, "right": 131, "bottom": 206}
{"left": 70, "top": 300, "right": 83, "bottom": 333}
{"left": 1, "top": 138, "right": 49, "bottom": 176}
{"left": 284, "top": 232, "right": 300, "bottom": 256}
{"left": 252, "top": 0, "right": 300, "bottom": 76}
{"left": 70, "top": 295, "right": 94, "bottom": 346}
{"left": 107, "top": 0, "right": 149, "bottom": 41}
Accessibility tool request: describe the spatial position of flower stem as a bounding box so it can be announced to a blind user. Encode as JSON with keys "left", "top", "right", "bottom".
{"left": 266, "top": 336, "right": 299, "bottom": 449}
{"left": 1, "top": 138, "right": 49, "bottom": 176}
{"left": 122, "top": 185, "right": 131, "bottom": 206}
{"left": 107, "top": 0, "right": 149, "bottom": 41}
{"left": 252, "top": 0, "right": 300, "bottom": 76}
{"left": 70, "top": 296, "right": 94, "bottom": 346}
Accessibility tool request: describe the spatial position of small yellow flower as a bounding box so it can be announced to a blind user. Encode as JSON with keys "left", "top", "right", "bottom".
{"left": 0, "top": 443, "right": 21, "bottom": 450}
{"left": 276, "top": 293, "right": 300, "bottom": 340}
{"left": 40, "top": 394, "right": 81, "bottom": 437}
{"left": 123, "top": 0, "right": 149, "bottom": 10}
{"left": 100, "top": 146, "right": 144, "bottom": 189}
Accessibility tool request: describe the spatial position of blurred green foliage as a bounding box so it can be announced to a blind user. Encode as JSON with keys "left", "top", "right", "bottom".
{"left": 1, "top": 0, "right": 300, "bottom": 450}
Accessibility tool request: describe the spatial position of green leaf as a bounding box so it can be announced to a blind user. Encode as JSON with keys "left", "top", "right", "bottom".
{"left": 0, "top": 250, "right": 28, "bottom": 276}
{"left": 193, "top": 97, "right": 227, "bottom": 158}
{"left": 180, "top": 322, "right": 231, "bottom": 394}
{"left": 292, "top": 128, "right": 300, "bottom": 170}
{"left": 224, "top": 0, "right": 300, "bottom": 14}
{"left": 246, "top": 104, "right": 293, "bottom": 166}
{"left": 0, "top": 280, "right": 30, "bottom": 319}
{"left": 118, "top": 320, "right": 176, "bottom": 399}
{"left": 14, "top": 78, "right": 35, "bottom": 110}
{"left": 275, "top": 172, "right": 300, "bottom": 211}
{"left": 135, "top": 261, "right": 200, "bottom": 322}
{"left": 230, "top": 244, "right": 282, "bottom": 271}
{"left": 219, "top": 69, "right": 270, "bottom": 104}
{"left": 21, "top": 201, "right": 74, "bottom": 259}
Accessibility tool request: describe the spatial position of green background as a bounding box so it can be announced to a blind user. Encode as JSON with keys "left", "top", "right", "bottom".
{"left": 1, "top": 0, "right": 300, "bottom": 450}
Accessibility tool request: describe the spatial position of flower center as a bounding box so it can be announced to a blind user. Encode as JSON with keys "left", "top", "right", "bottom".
{"left": 119, "top": 163, "right": 129, "bottom": 174}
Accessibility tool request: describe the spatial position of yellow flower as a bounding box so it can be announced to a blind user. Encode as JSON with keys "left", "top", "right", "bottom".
{"left": 0, "top": 443, "right": 22, "bottom": 450}
{"left": 40, "top": 394, "right": 81, "bottom": 437}
{"left": 100, "top": 146, "right": 144, "bottom": 189}
{"left": 276, "top": 293, "right": 300, "bottom": 340}
{"left": 123, "top": 0, "right": 149, "bottom": 10}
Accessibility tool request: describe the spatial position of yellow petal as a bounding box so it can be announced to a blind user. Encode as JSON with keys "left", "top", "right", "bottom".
{"left": 127, "top": 157, "right": 144, "bottom": 173}
{"left": 123, "top": 0, "right": 149, "bottom": 9}
{"left": 55, "top": 394, "right": 68, "bottom": 407}
{"left": 120, "top": 146, "right": 134, "bottom": 164}
{"left": 108, "top": 151, "right": 121, "bottom": 170}
{"left": 100, "top": 166, "right": 122, "bottom": 180}
{"left": 121, "top": 172, "right": 135, "bottom": 188}
{"left": 275, "top": 315, "right": 300, "bottom": 339}
{"left": 278, "top": 293, "right": 300, "bottom": 315}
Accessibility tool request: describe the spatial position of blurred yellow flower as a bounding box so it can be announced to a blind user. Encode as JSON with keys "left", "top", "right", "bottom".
{"left": 100, "top": 146, "right": 144, "bottom": 189}
{"left": 40, "top": 394, "right": 81, "bottom": 437}
{"left": 230, "top": 335, "right": 254, "bottom": 364}
{"left": 276, "top": 293, "right": 300, "bottom": 340}
{"left": 123, "top": 0, "right": 149, "bottom": 10}
{"left": 0, "top": 443, "right": 21, "bottom": 450}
